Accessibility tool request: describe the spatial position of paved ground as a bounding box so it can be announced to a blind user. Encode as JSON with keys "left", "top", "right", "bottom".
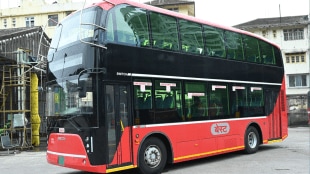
{"left": 0, "top": 126, "right": 309, "bottom": 174}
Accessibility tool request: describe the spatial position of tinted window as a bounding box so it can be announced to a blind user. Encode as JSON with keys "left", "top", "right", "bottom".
{"left": 150, "top": 12, "right": 179, "bottom": 51}
{"left": 185, "top": 82, "right": 207, "bottom": 121}
{"left": 203, "top": 25, "right": 226, "bottom": 58}
{"left": 243, "top": 35, "right": 260, "bottom": 63}
{"left": 133, "top": 79, "right": 152, "bottom": 124}
{"left": 50, "top": 7, "right": 97, "bottom": 50}
{"left": 154, "top": 80, "right": 183, "bottom": 123}
{"left": 109, "top": 5, "right": 149, "bottom": 46}
{"left": 231, "top": 85, "right": 264, "bottom": 117}
{"left": 225, "top": 31, "right": 244, "bottom": 60}
{"left": 259, "top": 40, "right": 275, "bottom": 65}
{"left": 106, "top": 12, "right": 114, "bottom": 42}
{"left": 231, "top": 85, "right": 247, "bottom": 117}
{"left": 273, "top": 46, "right": 283, "bottom": 67}
{"left": 209, "top": 84, "right": 229, "bottom": 119}
{"left": 179, "top": 20, "right": 204, "bottom": 55}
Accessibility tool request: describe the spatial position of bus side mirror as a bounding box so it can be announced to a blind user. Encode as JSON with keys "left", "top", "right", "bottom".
{"left": 78, "top": 80, "right": 87, "bottom": 98}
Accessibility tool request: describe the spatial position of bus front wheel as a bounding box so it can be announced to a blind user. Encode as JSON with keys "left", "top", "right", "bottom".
{"left": 138, "top": 137, "right": 167, "bottom": 174}
{"left": 244, "top": 126, "right": 260, "bottom": 154}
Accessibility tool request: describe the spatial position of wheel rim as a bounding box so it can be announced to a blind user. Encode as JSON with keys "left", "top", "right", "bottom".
{"left": 143, "top": 145, "right": 161, "bottom": 168}
{"left": 248, "top": 132, "right": 258, "bottom": 148}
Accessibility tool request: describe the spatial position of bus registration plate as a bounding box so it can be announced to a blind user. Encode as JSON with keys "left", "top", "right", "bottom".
{"left": 58, "top": 156, "right": 65, "bottom": 166}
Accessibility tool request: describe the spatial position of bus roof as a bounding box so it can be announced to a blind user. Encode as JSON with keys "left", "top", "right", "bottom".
{"left": 93, "top": 0, "right": 280, "bottom": 49}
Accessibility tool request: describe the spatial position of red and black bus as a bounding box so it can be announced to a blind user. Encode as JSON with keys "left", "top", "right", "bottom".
{"left": 46, "top": 0, "right": 288, "bottom": 173}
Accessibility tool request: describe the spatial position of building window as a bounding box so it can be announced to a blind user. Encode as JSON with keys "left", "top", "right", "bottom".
{"left": 285, "top": 53, "right": 306, "bottom": 63}
{"left": 273, "top": 30, "right": 277, "bottom": 38}
{"left": 3, "top": 19, "right": 7, "bottom": 28}
{"left": 48, "top": 14, "right": 58, "bottom": 26}
{"left": 296, "top": 56, "right": 300, "bottom": 63}
{"left": 301, "top": 56, "right": 305, "bottom": 62}
{"left": 12, "top": 18, "right": 16, "bottom": 27}
{"left": 288, "top": 75, "right": 307, "bottom": 87}
{"left": 286, "top": 56, "right": 290, "bottom": 63}
{"left": 65, "top": 11, "right": 73, "bottom": 16}
{"left": 291, "top": 56, "right": 295, "bottom": 63}
{"left": 283, "top": 28, "right": 304, "bottom": 41}
{"left": 262, "top": 30, "right": 267, "bottom": 37}
{"left": 25, "top": 17, "right": 35, "bottom": 27}
{"left": 167, "top": 7, "right": 179, "bottom": 12}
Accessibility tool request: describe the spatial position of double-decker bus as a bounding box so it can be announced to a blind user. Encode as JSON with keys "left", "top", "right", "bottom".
{"left": 46, "top": 0, "right": 288, "bottom": 173}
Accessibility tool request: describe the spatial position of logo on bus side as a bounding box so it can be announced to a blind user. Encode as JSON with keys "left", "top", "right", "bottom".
{"left": 211, "top": 122, "right": 230, "bottom": 135}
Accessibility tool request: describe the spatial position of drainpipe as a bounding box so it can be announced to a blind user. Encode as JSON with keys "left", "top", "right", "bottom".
{"left": 31, "top": 73, "right": 41, "bottom": 146}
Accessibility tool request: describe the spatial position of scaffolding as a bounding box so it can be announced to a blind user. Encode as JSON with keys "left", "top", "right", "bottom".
{"left": 0, "top": 62, "right": 32, "bottom": 150}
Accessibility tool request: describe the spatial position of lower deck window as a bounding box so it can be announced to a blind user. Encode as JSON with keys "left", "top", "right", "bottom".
{"left": 133, "top": 79, "right": 269, "bottom": 125}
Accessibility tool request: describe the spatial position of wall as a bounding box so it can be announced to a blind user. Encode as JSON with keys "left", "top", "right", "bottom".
{"left": 0, "top": 0, "right": 84, "bottom": 38}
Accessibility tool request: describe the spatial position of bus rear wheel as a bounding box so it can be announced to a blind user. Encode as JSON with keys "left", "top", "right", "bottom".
{"left": 138, "top": 137, "right": 167, "bottom": 174}
{"left": 244, "top": 126, "right": 260, "bottom": 154}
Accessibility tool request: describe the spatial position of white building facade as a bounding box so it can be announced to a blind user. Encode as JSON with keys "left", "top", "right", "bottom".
{"left": 235, "top": 15, "right": 310, "bottom": 110}
{"left": 0, "top": 0, "right": 84, "bottom": 38}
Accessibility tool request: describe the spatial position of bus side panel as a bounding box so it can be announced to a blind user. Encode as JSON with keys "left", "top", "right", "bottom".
{"left": 132, "top": 117, "right": 268, "bottom": 164}
{"left": 204, "top": 118, "right": 267, "bottom": 156}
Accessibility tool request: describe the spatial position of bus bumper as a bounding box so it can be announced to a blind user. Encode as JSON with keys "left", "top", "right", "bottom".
{"left": 46, "top": 133, "right": 106, "bottom": 173}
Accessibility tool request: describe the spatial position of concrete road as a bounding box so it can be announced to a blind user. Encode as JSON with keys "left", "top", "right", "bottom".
{"left": 0, "top": 127, "right": 309, "bottom": 174}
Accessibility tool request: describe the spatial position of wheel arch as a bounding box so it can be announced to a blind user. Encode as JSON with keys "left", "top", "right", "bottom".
{"left": 137, "top": 132, "right": 174, "bottom": 166}
{"left": 246, "top": 122, "right": 263, "bottom": 145}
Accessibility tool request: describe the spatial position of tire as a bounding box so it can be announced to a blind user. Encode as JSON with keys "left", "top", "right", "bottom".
{"left": 138, "top": 137, "right": 167, "bottom": 174}
{"left": 244, "top": 126, "right": 260, "bottom": 154}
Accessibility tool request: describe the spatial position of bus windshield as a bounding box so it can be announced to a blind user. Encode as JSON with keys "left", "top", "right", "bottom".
{"left": 46, "top": 76, "right": 93, "bottom": 118}
{"left": 49, "top": 6, "right": 102, "bottom": 53}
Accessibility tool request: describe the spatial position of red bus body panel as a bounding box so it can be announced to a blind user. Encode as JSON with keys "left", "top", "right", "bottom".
{"left": 46, "top": 133, "right": 107, "bottom": 173}
{"left": 132, "top": 117, "right": 268, "bottom": 164}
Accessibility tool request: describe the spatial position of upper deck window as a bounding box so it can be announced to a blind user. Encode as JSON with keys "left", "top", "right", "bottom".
{"left": 179, "top": 20, "right": 204, "bottom": 55}
{"left": 103, "top": 4, "right": 282, "bottom": 67}
{"left": 203, "top": 25, "right": 226, "bottom": 58}
{"left": 106, "top": 5, "right": 149, "bottom": 47}
{"left": 225, "top": 31, "right": 244, "bottom": 61}
{"left": 243, "top": 35, "right": 260, "bottom": 63}
{"left": 150, "top": 12, "right": 179, "bottom": 51}
{"left": 49, "top": 7, "right": 100, "bottom": 52}
{"left": 259, "top": 40, "right": 275, "bottom": 65}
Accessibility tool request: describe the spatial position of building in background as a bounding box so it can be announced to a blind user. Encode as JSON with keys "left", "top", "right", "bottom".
{"left": 234, "top": 15, "right": 310, "bottom": 124}
{"left": 0, "top": 26, "right": 50, "bottom": 147}
{"left": 0, "top": 0, "right": 84, "bottom": 38}
{"left": 145, "top": 0, "right": 195, "bottom": 16}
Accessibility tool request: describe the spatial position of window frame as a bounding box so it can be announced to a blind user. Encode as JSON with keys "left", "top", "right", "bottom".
{"left": 25, "top": 16, "right": 35, "bottom": 27}
{"left": 48, "top": 14, "right": 59, "bottom": 27}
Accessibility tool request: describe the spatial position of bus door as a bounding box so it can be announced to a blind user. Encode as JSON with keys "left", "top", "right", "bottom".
{"left": 265, "top": 89, "right": 281, "bottom": 139}
{"left": 105, "top": 84, "right": 133, "bottom": 168}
